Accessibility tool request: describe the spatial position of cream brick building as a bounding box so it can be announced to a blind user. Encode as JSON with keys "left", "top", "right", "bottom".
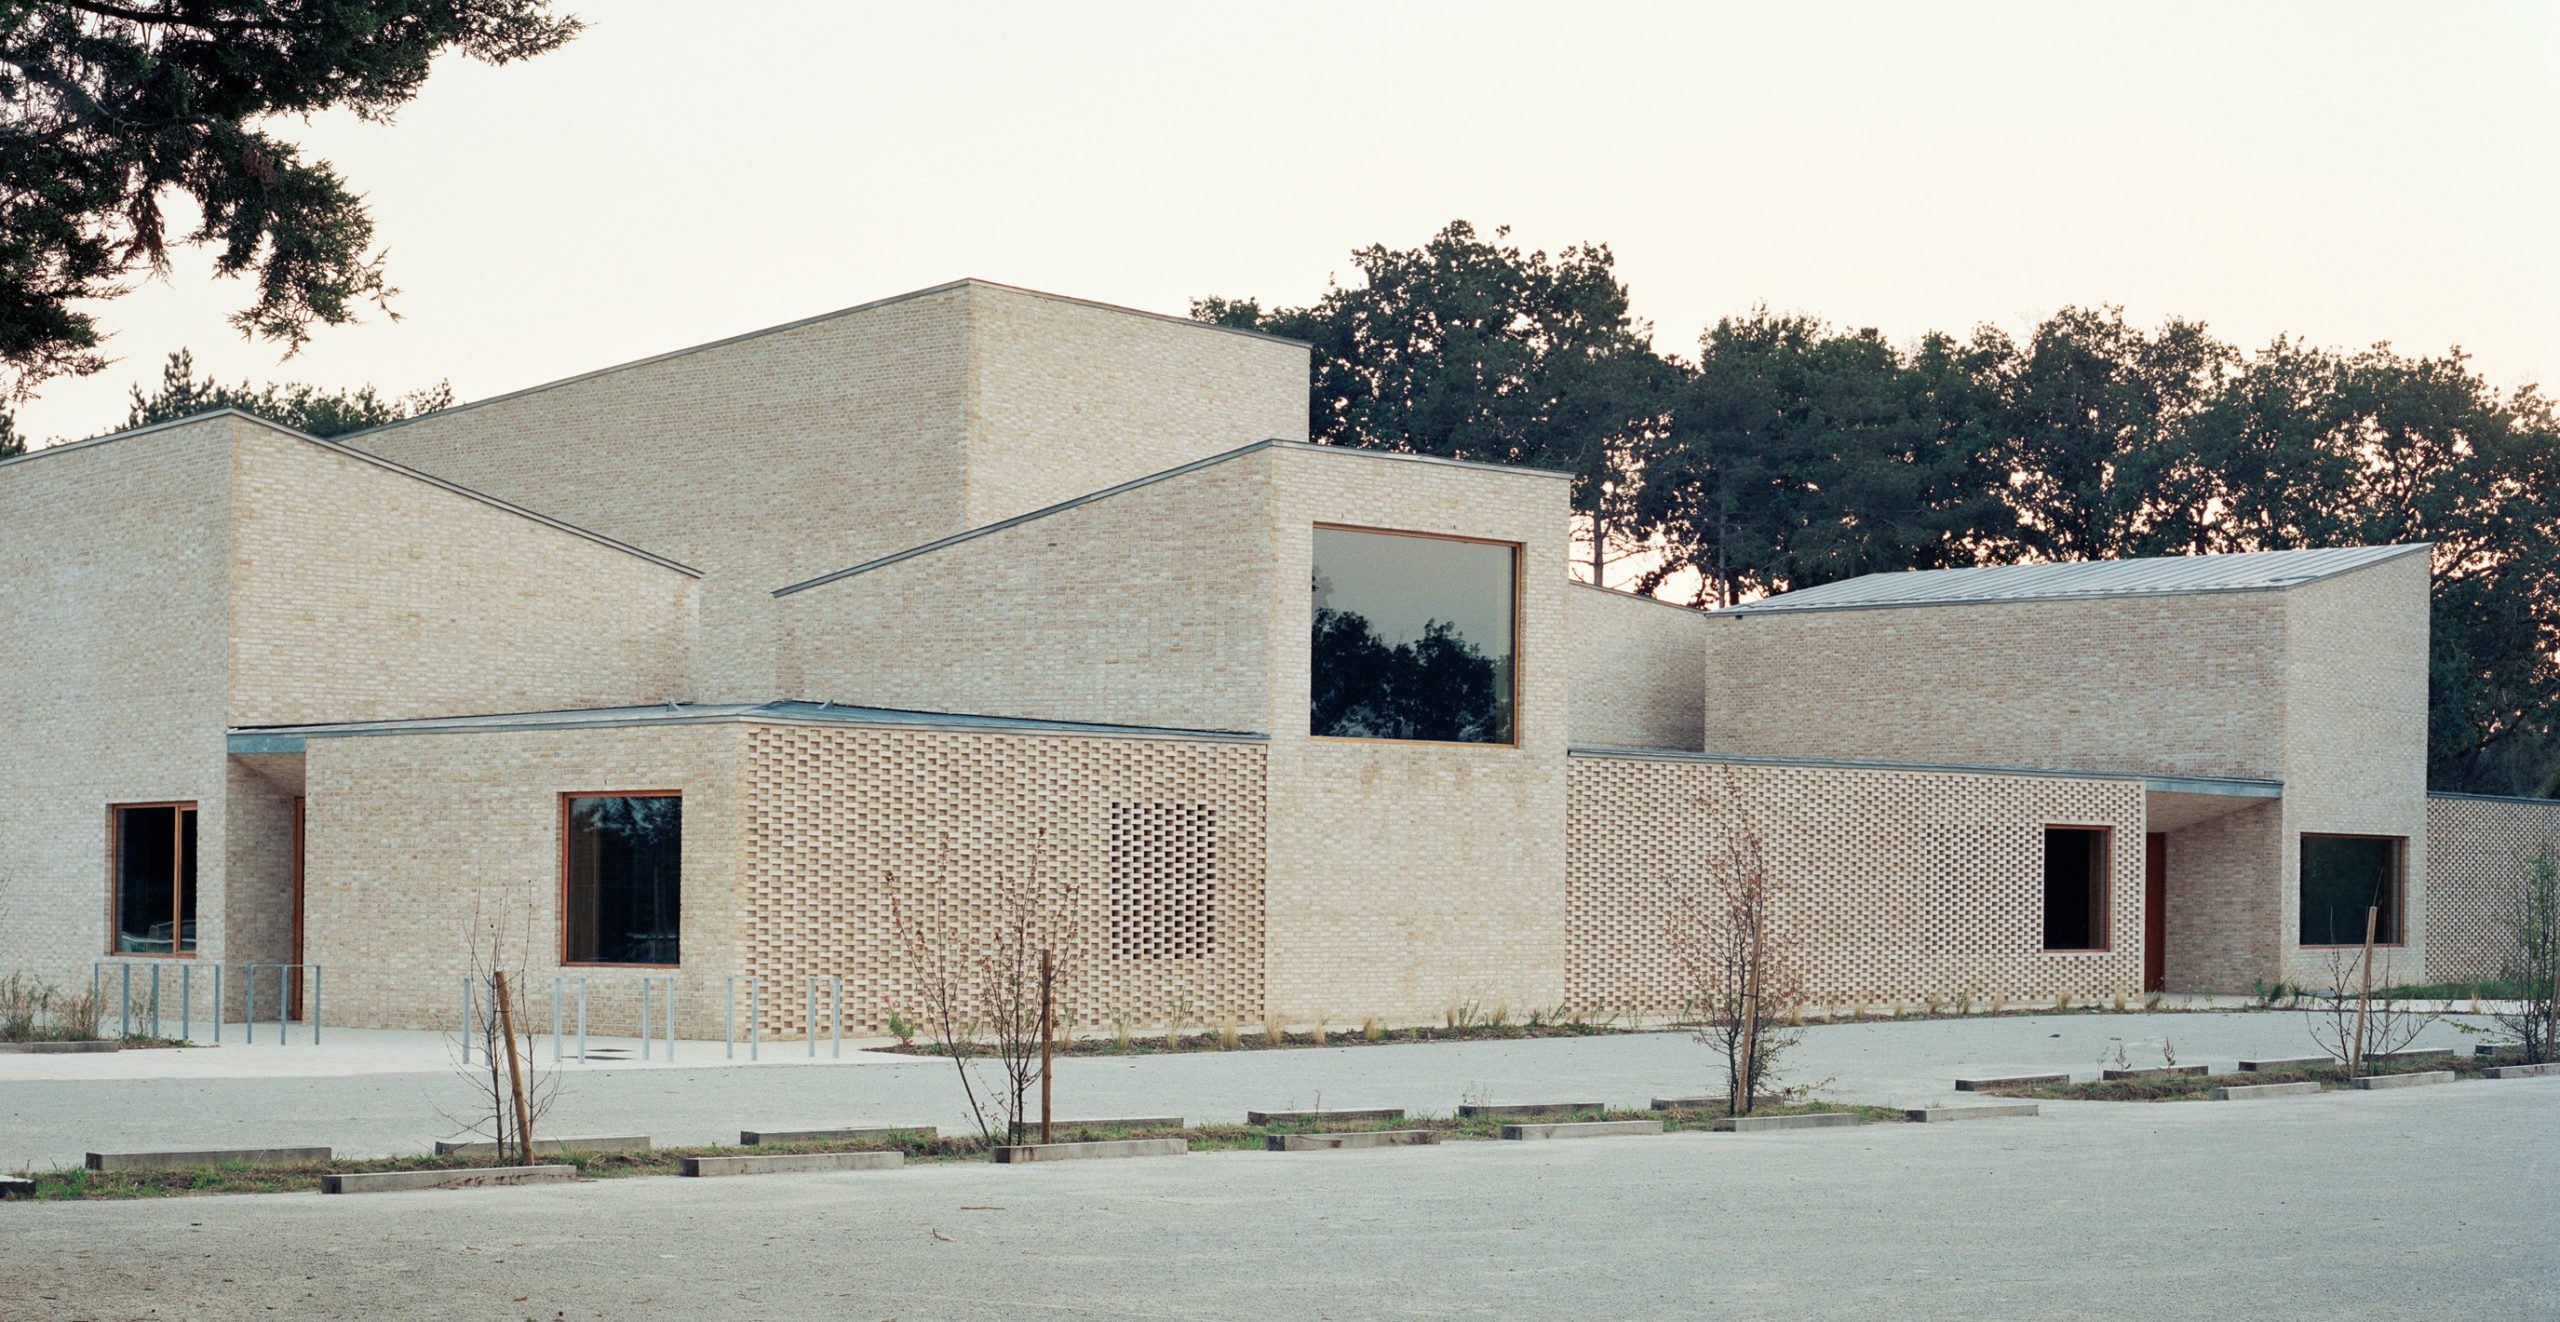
{"left": 1, "top": 279, "right": 2535, "bottom": 1035}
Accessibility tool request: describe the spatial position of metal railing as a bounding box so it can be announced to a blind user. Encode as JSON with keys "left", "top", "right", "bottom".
{"left": 88, "top": 961, "right": 320, "bottom": 1045}
{"left": 451, "top": 972, "right": 858, "bottom": 1065}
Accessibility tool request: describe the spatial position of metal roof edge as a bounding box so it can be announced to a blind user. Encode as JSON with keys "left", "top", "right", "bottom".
{"left": 0, "top": 405, "right": 260, "bottom": 470}
{"left": 1568, "top": 746, "right": 2285, "bottom": 795}
{"left": 1712, "top": 580, "right": 2294, "bottom": 619}
{"left": 228, "top": 701, "right": 1268, "bottom": 746}
{"left": 1569, "top": 580, "right": 1714, "bottom": 617}
{"left": 2426, "top": 789, "right": 2560, "bottom": 806}
{"left": 1268, "top": 439, "right": 1576, "bottom": 482}
{"left": 773, "top": 439, "right": 1282, "bottom": 595}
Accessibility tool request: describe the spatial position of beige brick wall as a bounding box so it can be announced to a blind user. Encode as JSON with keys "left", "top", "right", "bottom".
{"left": 740, "top": 723, "right": 1268, "bottom": 1035}
{"left": 0, "top": 418, "right": 236, "bottom": 994}
{"left": 352, "top": 281, "right": 1308, "bottom": 701}
{"left": 228, "top": 424, "right": 695, "bottom": 725}
{"left": 2424, "top": 792, "right": 2560, "bottom": 981}
{"left": 2277, "top": 554, "right": 2432, "bottom": 987}
{"left": 1569, "top": 754, "right": 2148, "bottom": 1007}
{"left": 1567, "top": 583, "right": 1707, "bottom": 751}
{"left": 350, "top": 285, "right": 976, "bottom": 697}
{"left": 1702, "top": 591, "right": 2290, "bottom": 780}
{"left": 780, "top": 447, "right": 1275, "bottom": 731}
{"left": 964, "top": 284, "right": 1308, "bottom": 526}
{"left": 1261, "top": 446, "right": 1575, "bottom": 1019}
{"left": 302, "top": 725, "right": 746, "bottom": 1033}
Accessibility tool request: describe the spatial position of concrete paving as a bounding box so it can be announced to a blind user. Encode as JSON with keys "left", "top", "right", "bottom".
{"left": 0, "top": 1010, "right": 2504, "bottom": 1170}
{"left": 5, "top": 1076, "right": 2551, "bottom": 1320}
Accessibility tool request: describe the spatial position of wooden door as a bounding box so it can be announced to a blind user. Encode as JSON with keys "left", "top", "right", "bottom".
{"left": 2143, "top": 832, "right": 2167, "bottom": 993}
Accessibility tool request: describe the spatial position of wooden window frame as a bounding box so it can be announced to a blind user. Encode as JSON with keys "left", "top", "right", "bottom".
{"left": 2038, "top": 823, "right": 2114, "bottom": 954}
{"left": 557, "top": 790, "right": 685, "bottom": 970}
{"left": 2296, "top": 832, "right": 2409, "bottom": 950}
{"left": 106, "top": 800, "right": 200, "bottom": 959}
{"left": 1307, "top": 522, "right": 1525, "bottom": 751}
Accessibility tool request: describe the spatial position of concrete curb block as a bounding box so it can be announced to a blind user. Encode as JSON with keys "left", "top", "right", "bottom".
{"left": 681, "top": 1151, "right": 903, "bottom": 1178}
{"left": 1904, "top": 1104, "right": 2039, "bottom": 1122}
{"left": 321, "top": 1165, "right": 576, "bottom": 1195}
{"left": 0, "top": 1041, "right": 121, "bottom": 1054}
{"left": 741, "top": 1126, "right": 935, "bottom": 1145}
{"left": 2100, "top": 1065, "right": 2208, "bottom": 1081}
{"left": 2238, "top": 1056, "right": 2330, "bottom": 1071}
{"left": 2349, "top": 1071, "right": 2455, "bottom": 1090}
{"left": 1246, "top": 1108, "right": 1402, "bottom": 1125}
{"left": 1007, "top": 1117, "right": 1182, "bottom": 1137}
{"left": 1499, "top": 1120, "right": 1663, "bottom": 1141}
{"left": 435, "top": 1136, "right": 650, "bottom": 1158}
{"left": 1264, "top": 1130, "right": 1440, "bottom": 1151}
{"left": 0, "top": 1176, "right": 33, "bottom": 1199}
{"left": 1953, "top": 1074, "right": 2067, "bottom": 1091}
{"left": 1461, "top": 1102, "right": 1604, "bottom": 1119}
{"left": 2210, "top": 1081, "right": 2323, "bottom": 1100}
{"left": 1713, "top": 1112, "right": 1860, "bottom": 1133}
{"left": 1649, "top": 1095, "right": 1780, "bottom": 1110}
{"left": 2367, "top": 1048, "right": 2452, "bottom": 1063}
{"left": 2484, "top": 1062, "right": 2560, "bottom": 1079}
{"left": 88, "top": 1147, "right": 330, "bottom": 1172}
{"left": 990, "top": 1138, "right": 1187, "bottom": 1163}
{"left": 2476, "top": 1042, "right": 2521, "bottom": 1057}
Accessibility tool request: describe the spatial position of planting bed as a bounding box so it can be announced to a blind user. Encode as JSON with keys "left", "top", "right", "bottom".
{"left": 1977, "top": 1051, "right": 2501, "bottom": 1102}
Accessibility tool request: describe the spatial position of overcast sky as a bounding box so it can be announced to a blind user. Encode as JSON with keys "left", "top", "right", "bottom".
{"left": 14, "top": 0, "right": 2557, "bottom": 442}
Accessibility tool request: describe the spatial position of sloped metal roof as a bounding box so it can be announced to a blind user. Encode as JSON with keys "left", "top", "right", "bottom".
{"left": 1721, "top": 544, "right": 2427, "bottom": 615}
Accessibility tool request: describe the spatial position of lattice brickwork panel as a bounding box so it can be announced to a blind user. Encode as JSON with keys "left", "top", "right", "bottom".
{"left": 1110, "top": 802, "right": 1220, "bottom": 960}
{"left": 743, "top": 725, "right": 1266, "bottom": 1034}
{"left": 2424, "top": 795, "right": 2560, "bottom": 982}
{"left": 1568, "top": 756, "right": 2147, "bottom": 1007}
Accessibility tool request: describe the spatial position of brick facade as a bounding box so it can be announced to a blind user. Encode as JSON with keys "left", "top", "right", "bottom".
{"left": 2423, "top": 793, "right": 2560, "bottom": 982}
{"left": 1566, "top": 583, "right": 1708, "bottom": 752}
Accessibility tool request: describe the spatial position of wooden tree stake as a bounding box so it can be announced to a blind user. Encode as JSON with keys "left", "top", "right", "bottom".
{"left": 494, "top": 970, "right": 534, "bottom": 1162}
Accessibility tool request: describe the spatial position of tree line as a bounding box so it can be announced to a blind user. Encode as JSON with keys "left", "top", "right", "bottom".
{"left": 1196, "top": 222, "right": 2560, "bottom": 798}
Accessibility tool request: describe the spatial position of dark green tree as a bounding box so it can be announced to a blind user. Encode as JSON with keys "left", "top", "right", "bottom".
{"left": 120, "top": 347, "right": 452, "bottom": 437}
{"left": 1197, "top": 221, "right": 1673, "bottom": 586}
{"left": 0, "top": 406, "right": 20, "bottom": 457}
{"left": 1632, "top": 312, "right": 2008, "bottom": 606}
{"left": 0, "top": 0, "right": 581, "bottom": 400}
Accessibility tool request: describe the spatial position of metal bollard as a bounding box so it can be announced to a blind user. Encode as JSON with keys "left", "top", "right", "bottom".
{"left": 181, "top": 963, "right": 192, "bottom": 1042}
{"left": 312, "top": 965, "right": 322, "bottom": 1045}
{"left": 212, "top": 963, "right": 223, "bottom": 1044}
{"left": 120, "top": 963, "right": 132, "bottom": 1039}
{"left": 725, "top": 976, "right": 736, "bottom": 1060}
{"left": 833, "top": 975, "right": 844, "bottom": 1058}
{"left": 576, "top": 977, "right": 588, "bottom": 1064}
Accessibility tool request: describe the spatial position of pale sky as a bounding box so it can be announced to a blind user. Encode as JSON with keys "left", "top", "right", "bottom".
{"left": 14, "top": 0, "right": 2558, "bottom": 443}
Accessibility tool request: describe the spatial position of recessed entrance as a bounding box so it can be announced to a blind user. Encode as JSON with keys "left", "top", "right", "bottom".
{"left": 2143, "top": 832, "right": 2167, "bottom": 993}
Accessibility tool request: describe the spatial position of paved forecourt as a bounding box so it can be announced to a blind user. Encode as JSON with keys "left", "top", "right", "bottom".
{"left": 5, "top": 1076, "right": 2552, "bottom": 1321}
{"left": 0, "top": 1010, "right": 2503, "bottom": 1171}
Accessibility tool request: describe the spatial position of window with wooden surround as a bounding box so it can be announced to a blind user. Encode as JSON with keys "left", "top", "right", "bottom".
{"left": 1109, "top": 802, "right": 1218, "bottom": 959}
{"left": 562, "top": 794, "right": 682, "bottom": 966}
{"left": 2300, "top": 834, "right": 2404, "bottom": 947}
{"left": 2041, "top": 826, "right": 2109, "bottom": 951}
{"left": 1309, "top": 525, "right": 1517, "bottom": 745}
{"left": 111, "top": 802, "right": 198, "bottom": 955}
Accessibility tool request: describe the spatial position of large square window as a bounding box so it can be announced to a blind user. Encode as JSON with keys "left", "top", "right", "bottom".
{"left": 2300, "top": 834, "right": 2403, "bottom": 946}
{"left": 2041, "top": 826, "right": 2109, "bottom": 951}
{"left": 112, "top": 802, "right": 198, "bottom": 955}
{"left": 562, "top": 794, "right": 682, "bottom": 966}
{"left": 1310, "top": 525, "right": 1517, "bottom": 744}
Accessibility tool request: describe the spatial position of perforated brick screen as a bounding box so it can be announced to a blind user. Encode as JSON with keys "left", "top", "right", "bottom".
{"left": 2424, "top": 794, "right": 2560, "bottom": 982}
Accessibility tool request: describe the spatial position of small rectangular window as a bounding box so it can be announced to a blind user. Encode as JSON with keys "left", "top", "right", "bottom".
{"left": 2300, "top": 834, "right": 2403, "bottom": 946}
{"left": 112, "top": 803, "right": 199, "bottom": 955}
{"left": 562, "top": 794, "right": 682, "bottom": 966}
{"left": 2042, "top": 826, "right": 2109, "bottom": 951}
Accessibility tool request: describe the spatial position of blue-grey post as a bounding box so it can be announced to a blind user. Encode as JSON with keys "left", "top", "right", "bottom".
{"left": 311, "top": 965, "right": 321, "bottom": 1044}
{"left": 639, "top": 978, "right": 651, "bottom": 1062}
{"left": 180, "top": 962, "right": 191, "bottom": 1041}
{"left": 552, "top": 977, "right": 564, "bottom": 1063}
{"left": 212, "top": 963, "right": 223, "bottom": 1044}
{"left": 576, "top": 976, "right": 588, "bottom": 1063}
{"left": 460, "top": 975, "right": 476, "bottom": 1066}
{"left": 724, "top": 976, "right": 735, "bottom": 1060}
{"left": 148, "top": 962, "right": 161, "bottom": 1039}
{"left": 120, "top": 962, "right": 132, "bottom": 1038}
{"left": 833, "top": 975, "right": 843, "bottom": 1058}
{"left": 806, "top": 979, "right": 816, "bottom": 1058}
{"left": 274, "top": 965, "right": 287, "bottom": 1044}
{"left": 749, "top": 977, "right": 759, "bottom": 1061}
{"left": 664, "top": 976, "right": 675, "bottom": 1061}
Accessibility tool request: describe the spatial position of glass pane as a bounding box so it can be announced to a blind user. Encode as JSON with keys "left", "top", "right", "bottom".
{"left": 564, "top": 796, "right": 682, "bottom": 965}
{"left": 114, "top": 806, "right": 175, "bottom": 954}
{"left": 2300, "top": 836, "right": 2399, "bottom": 945}
{"left": 1310, "top": 528, "right": 1516, "bottom": 744}
{"left": 2042, "top": 828, "right": 2105, "bottom": 950}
